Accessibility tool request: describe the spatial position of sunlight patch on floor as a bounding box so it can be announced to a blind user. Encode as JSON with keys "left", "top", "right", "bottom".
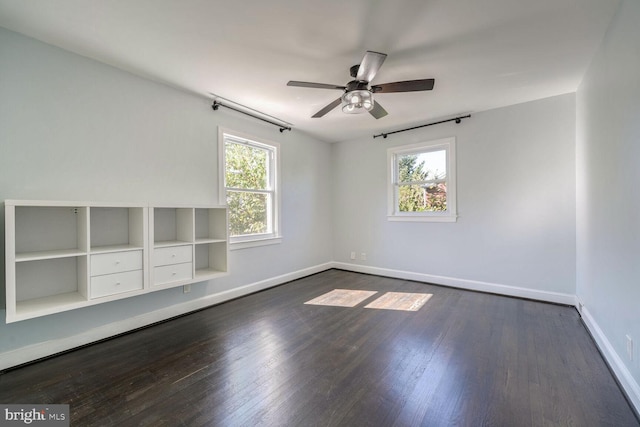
{"left": 305, "top": 289, "right": 432, "bottom": 311}
{"left": 365, "top": 292, "right": 432, "bottom": 311}
{"left": 304, "top": 289, "right": 378, "bottom": 307}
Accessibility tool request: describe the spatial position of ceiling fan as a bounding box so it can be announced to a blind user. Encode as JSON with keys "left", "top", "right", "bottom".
{"left": 287, "top": 51, "right": 435, "bottom": 119}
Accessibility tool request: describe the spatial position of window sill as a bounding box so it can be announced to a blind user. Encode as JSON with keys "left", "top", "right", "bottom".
{"left": 387, "top": 215, "right": 457, "bottom": 223}
{"left": 230, "top": 236, "right": 283, "bottom": 250}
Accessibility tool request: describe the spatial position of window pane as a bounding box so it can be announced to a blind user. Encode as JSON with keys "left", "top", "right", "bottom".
{"left": 397, "top": 149, "right": 446, "bottom": 183}
{"left": 225, "top": 142, "right": 268, "bottom": 190}
{"left": 398, "top": 183, "right": 447, "bottom": 212}
{"left": 227, "top": 191, "right": 269, "bottom": 236}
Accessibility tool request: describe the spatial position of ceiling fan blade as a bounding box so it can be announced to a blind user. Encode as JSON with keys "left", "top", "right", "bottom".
{"left": 369, "top": 101, "right": 388, "bottom": 119}
{"left": 312, "top": 98, "right": 342, "bottom": 118}
{"left": 287, "top": 81, "right": 346, "bottom": 90}
{"left": 371, "top": 79, "right": 435, "bottom": 93}
{"left": 356, "top": 51, "right": 387, "bottom": 83}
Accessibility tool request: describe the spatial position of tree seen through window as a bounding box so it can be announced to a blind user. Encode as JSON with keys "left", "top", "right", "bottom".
{"left": 397, "top": 151, "right": 447, "bottom": 212}
{"left": 225, "top": 141, "right": 271, "bottom": 237}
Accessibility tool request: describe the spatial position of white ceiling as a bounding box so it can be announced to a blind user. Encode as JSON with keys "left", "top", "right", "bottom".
{"left": 0, "top": 0, "right": 619, "bottom": 143}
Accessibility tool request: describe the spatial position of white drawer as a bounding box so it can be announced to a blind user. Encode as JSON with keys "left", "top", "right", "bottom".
{"left": 91, "top": 270, "right": 143, "bottom": 299}
{"left": 153, "top": 245, "right": 192, "bottom": 267}
{"left": 154, "top": 262, "right": 192, "bottom": 286}
{"left": 91, "top": 250, "right": 143, "bottom": 276}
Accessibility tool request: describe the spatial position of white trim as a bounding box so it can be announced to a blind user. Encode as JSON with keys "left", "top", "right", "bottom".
{"left": 332, "top": 262, "right": 639, "bottom": 415}
{"left": 580, "top": 306, "right": 640, "bottom": 415}
{"left": 0, "top": 261, "right": 574, "bottom": 371}
{"left": 218, "top": 126, "right": 281, "bottom": 242}
{"left": 331, "top": 262, "right": 576, "bottom": 305}
{"left": 387, "top": 137, "right": 457, "bottom": 222}
{"left": 387, "top": 215, "right": 458, "bottom": 223}
{"left": 4, "top": 200, "right": 147, "bottom": 208}
{"left": 0, "top": 262, "right": 333, "bottom": 371}
{"left": 230, "top": 237, "right": 282, "bottom": 250}
{"left": 4, "top": 260, "right": 638, "bottom": 418}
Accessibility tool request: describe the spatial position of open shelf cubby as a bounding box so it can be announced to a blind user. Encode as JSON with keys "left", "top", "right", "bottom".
{"left": 194, "top": 241, "right": 228, "bottom": 279}
{"left": 14, "top": 255, "right": 89, "bottom": 319}
{"left": 90, "top": 207, "right": 146, "bottom": 253}
{"left": 153, "top": 208, "right": 193, "bottom": 247}
{"left": 15, "top": 205, "right": 88, "bottom": 260}
{"left": 194, "top": 208, "right": 227, "bottom": 243}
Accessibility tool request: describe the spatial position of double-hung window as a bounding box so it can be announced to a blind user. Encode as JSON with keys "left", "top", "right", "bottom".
{"left": 387, "top": 137, "right": 457, "bottom": 222}
{"left": 219, "top": 129, "right": 281, "bottom": 247}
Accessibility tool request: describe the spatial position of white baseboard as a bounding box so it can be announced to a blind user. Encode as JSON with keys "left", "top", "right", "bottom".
{"left": 3, "top": 261, "right": 638, "bottom": 418}
{"left": 580, "top": 306, "right": 640, "bottom": 415}
{"left": 0, "top": 262, "right": 333, "bottom": 371}
{"left": 334, "top": 262, "right": 639, "bottom": 415}
{"left": 331, "top": 262, "right": 576, "bottom": 305}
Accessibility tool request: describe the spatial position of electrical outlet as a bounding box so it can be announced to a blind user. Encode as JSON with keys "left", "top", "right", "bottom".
{"left": 360, "top": 252, "right": 367, "bottom": 261}
{"left": 350, "top": 251, "right": 356, "bottom": 260}
{"left": 627, "top": 335, "right": 633, "bottom": 361}
{"left": 183, "top": 284, "right": 191, "bottom": 294}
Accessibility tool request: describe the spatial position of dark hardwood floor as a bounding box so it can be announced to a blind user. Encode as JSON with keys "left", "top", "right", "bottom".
{"left": 1, "top": 269, "right": 638, "bottom": 426}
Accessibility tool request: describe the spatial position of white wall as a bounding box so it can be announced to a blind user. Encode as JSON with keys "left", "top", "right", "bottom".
{"left": 3, "top": 13, "right": 638, "bottom": 410}
{"left": 576, "top": 0, "right": 640, "bottom": 407}
{"left": 0, "top": 28, "right": 333, "bottom": 359}
{"left": 1, "top": 11, "right": 638, "bottom": 412}
{"left": 332, "top": 94, "right": 576, "bottom": 299}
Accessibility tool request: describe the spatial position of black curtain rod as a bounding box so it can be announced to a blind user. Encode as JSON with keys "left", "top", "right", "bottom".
{"left": 373, "top": 114, "right": 471, "bottom": 139}
{"left": 212, "top": 101, "right": 292, "bottom": 133}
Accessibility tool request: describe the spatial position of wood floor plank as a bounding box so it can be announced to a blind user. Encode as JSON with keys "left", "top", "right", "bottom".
{"left": 1, "top": 269, "right": 638, "bottom": 426}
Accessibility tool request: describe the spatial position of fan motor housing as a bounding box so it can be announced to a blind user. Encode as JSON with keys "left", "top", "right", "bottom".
{"left": 346, "top": 80, "right": 370, "bottom": 92}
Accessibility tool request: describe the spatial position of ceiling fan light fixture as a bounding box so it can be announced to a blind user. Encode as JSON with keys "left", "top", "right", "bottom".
{"left": 341, "top": 90, "right": 373, "bottom": 114}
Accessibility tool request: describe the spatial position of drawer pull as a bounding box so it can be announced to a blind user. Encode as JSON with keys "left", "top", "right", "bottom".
{"left": 91, "top": 251, "right": 142, "bottom": 276}
{"left": 153, "top": 246, "right": 192, "bottom": 267}
{"left": 91, "top": 270, "right": 143, "bottom": 299}
{"left": 153, "top": 263, "right": 192, "bottom": 285}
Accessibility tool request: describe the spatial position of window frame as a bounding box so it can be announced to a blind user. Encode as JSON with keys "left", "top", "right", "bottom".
{"left": 387, "top": 137, "right": 457, "bottom": 223}
{"left": 218, "top": 127, "right": 282, "bottom": 249}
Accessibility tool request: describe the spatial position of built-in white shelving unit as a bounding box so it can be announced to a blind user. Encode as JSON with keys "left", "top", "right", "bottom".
{"left": 150, "top": 206, "right": 228, "bottom": 290}
{"left": 5, "top": 200, "right": 228, "bottom": 323}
